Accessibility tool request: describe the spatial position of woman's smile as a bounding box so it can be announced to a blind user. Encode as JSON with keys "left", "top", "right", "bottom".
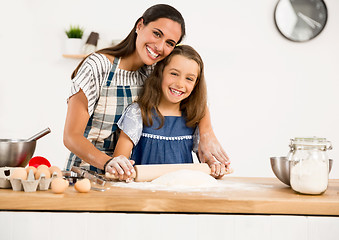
{"left": 146, "top": 45, "right": 159, "bottom": 59}
{"left": 135, "top": 18, "right": 181, "bottom": 66}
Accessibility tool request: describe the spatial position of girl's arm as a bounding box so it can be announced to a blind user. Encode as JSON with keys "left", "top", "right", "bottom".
{"left": 105, "top": 103, "right": 142, "bottom": 181}
{"left": 113, "top": 131, "right": 134, "bottom": 159}
{"left": 63, "top": 90, "right": 112, "bottom": 170}
{"left": 198, "top": 107, "right": 230, "bottom": 165}
{"left": 105, "top": 131, "right": 135, "bottom": 181}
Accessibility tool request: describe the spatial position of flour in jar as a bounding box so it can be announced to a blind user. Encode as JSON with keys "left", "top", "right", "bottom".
{"left": 290, "top": 159, "right": 328, "bottom": 194}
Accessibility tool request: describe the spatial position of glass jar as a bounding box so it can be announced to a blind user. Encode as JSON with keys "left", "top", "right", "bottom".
{"left": 288, "top": 137, "right": 332, "bottom": 195}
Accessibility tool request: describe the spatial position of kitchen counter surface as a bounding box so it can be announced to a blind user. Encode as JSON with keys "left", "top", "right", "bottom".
{"left": 1, "top": 177, "right": 338, "bottom": 216}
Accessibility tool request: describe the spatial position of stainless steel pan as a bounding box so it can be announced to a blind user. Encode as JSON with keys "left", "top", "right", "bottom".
{"left": 0, "top": 128, "right": 51, "bottom": 167}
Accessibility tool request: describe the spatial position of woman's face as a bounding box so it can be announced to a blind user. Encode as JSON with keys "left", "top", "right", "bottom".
{"left": 135, "top": 18, "right": 182, "bottom": 66}
{"left": 160, "top": 54, "right": 199, "bottom": 107}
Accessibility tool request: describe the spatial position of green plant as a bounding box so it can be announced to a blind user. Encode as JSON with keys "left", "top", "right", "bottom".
{"left": 65, "top": 25, "right": 84, "bottom": 39}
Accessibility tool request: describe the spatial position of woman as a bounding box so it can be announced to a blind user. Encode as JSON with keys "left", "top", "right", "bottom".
{"left": 63, "top": 4, "right": 229, "bottom": 174}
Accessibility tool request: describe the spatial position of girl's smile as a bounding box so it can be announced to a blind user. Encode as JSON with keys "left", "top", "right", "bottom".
{"left": 169, "top": 88, "right": 184, "bottom": 96}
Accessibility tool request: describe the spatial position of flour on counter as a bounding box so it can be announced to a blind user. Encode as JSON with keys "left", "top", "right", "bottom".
{"left": 151, "top": 169, "right": 217, "bottom": 187}
{"left": 107, "top": 170, "right": 275, "bottom": 192}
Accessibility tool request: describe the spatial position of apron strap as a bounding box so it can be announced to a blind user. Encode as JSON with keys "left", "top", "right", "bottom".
{"left": 106, "top": 57, "right": 119, "bottom": 87}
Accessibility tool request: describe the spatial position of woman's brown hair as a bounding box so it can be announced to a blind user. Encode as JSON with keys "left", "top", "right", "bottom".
{"left": 137, "top": 45, "right": 207, "bottom": 128}
{"left": 71, "top": 4, "right": 185, "bottom": 79}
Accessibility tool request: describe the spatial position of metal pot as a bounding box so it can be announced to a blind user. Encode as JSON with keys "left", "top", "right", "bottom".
{"left": 0, "top": 128, "right": 51, "bottom": 167}
{"left": 0, "top": 139, "right": 36, "bottom": 167}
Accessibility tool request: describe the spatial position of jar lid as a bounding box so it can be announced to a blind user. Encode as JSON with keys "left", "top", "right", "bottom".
{"left": 294, "top": 137, "right": 326, "bottom": 142}
{"left": 291, "top": 136, "right": 332, "bottom": 148}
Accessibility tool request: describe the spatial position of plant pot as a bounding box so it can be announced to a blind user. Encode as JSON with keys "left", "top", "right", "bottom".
{"left": 64, "top": 38, "right": 83, "bottom": 55}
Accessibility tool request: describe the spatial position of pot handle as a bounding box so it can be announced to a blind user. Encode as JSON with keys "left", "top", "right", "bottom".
{"left": 26, "top": 128, "right": 51, "bottom": 142}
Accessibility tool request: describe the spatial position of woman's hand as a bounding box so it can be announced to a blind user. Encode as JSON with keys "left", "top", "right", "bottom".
{"left": 105, "top": 155, "right": 136, "bottom": 182}
{"left": 198, "top": 131, "right": 232, "bottom": 178}
{"left": 198, "top": 130, "right": 230, "bottom": 165}
{"left": 197, "top": 107, "right": 230, "bottom": 166}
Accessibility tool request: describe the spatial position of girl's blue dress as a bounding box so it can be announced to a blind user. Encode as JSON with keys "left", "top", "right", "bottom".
{"left": 117, "top": 103, "right": 198, "bottom": 165}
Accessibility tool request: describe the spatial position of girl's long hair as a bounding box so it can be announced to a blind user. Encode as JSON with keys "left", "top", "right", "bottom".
{"left": 71, "top": 4, "right": 185, "bottom": 79}
{"left": 137, "top": 45, "right": 207, "bottom": 128}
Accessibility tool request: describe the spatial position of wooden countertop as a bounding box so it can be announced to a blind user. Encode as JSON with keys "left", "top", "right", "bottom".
{"left": 1, "top": 177, "right": 338, "bottom": 216}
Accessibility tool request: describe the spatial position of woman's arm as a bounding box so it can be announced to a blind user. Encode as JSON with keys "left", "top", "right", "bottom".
{"left": 63, "top": 90, "right": 112, "bottom": 170}
{"left": 198, "top": 107, "right": 230, "bottom": 165}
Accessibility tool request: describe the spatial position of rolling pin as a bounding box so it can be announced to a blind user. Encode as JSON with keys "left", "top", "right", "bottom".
{"left": 105, "top": 163, "right": 211, "bottom": 182}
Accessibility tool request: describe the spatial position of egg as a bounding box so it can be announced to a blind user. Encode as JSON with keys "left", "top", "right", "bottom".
{"left": 35, "top": 168, "right": 51, "bottom": 179}
{"left": 10, "top": 168, "right": 27, "bottom": 180}
{"left": 49, "top": 166, "right": 62, "bottom": 177}
{"left": 51, "top": 178, "right": 69, "bottom": 194}
{"left": 74, "top": 178, "right": 91, "bottom": 193}
{"left": 37, "top": 164, "right": 49, "bottom": 171}
{"left": 25, "top": 166, "right": 37, "bottom": 175}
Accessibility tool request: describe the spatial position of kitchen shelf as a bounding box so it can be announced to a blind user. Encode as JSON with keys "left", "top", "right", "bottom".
{"left": 62, "top": 54, "right": 87, "bottom": 59}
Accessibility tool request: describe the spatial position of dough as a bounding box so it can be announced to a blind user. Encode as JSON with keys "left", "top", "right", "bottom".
{"left": 151, "top": 169, "right": 218, "bottom": 187}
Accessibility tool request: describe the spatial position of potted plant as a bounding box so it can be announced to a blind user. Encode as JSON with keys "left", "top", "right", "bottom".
{"left": 64, "top": 25, "right": 84, "bottom": 55}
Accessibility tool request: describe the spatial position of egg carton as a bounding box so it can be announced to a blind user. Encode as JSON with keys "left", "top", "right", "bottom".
{"left": 0, "top": 167, "right": 16, "bottom": 188}
{"left": 0, "top": 167, "right": 58, "bottom": 192}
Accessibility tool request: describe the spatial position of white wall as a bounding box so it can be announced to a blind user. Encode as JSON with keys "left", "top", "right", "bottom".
{"left": 0, "top": 0, "right": 338, "bottom": 179}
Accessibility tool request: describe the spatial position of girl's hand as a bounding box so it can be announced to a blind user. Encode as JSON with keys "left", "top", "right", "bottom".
{"left": 206, "top": 160, "right": 225, "bottom": 179}
{"left": 105, "top": 155, "right": 135, "bottom": 182}
{"left": 206, "top": 160, "right": 234, "bottom": 179}
{"left": 198, "top": 131, "right": 230, "bottom": 166}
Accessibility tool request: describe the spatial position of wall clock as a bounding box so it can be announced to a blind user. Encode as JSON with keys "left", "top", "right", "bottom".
{"left": 274, "top": 0, "right": 328, "bottom": 42}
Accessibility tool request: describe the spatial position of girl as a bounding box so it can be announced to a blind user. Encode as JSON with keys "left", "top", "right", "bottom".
{"left": 106, "top": 45, "right": 228, "bottom": 181}
{"left": 63, "top": 4, "right": 229, "bottom": 174}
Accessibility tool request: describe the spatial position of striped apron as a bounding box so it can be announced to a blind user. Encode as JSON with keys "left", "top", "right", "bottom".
{"left": 66, "top": 57, "right": 147, "bottom": 173}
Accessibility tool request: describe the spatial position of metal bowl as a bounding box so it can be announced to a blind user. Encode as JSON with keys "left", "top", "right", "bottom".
{"left": 0, "top": 139, "right": 36, "bottom": 167}
{"left": 270, "top": 157, "right": 333, "bottom": 186}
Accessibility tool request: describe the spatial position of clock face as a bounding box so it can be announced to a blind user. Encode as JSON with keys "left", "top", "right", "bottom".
{"left": 274, "top": 0, "right": 328, "bottom": 42}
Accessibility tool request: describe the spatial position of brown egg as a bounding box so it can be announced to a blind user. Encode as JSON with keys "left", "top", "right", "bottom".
{"left": 74, "top": 178, "right": 91, "bottom": 193}
{"left": 37, "top": 164, "right": 49, "bottom": 171}
{"left": 35, "top": 168, "right": 51, "bottom": 179}
{"left": 49, "top": 166, "right": 62, "bottom": 177}
{"left": 26, "top": 166, "right": 37, "bottom": 175}
{"left": 10, "top": 168, "right": 27, "bottom": 180}
{"left": 51, "top": 178, "right": 69, "bottom": 194}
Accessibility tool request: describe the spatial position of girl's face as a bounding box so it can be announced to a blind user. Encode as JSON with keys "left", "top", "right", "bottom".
{"left": 161, "top": 55, "right": 199, "bottom": 107}
{"left": 135, "top": 18, "right": 182, "bottom": 66}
